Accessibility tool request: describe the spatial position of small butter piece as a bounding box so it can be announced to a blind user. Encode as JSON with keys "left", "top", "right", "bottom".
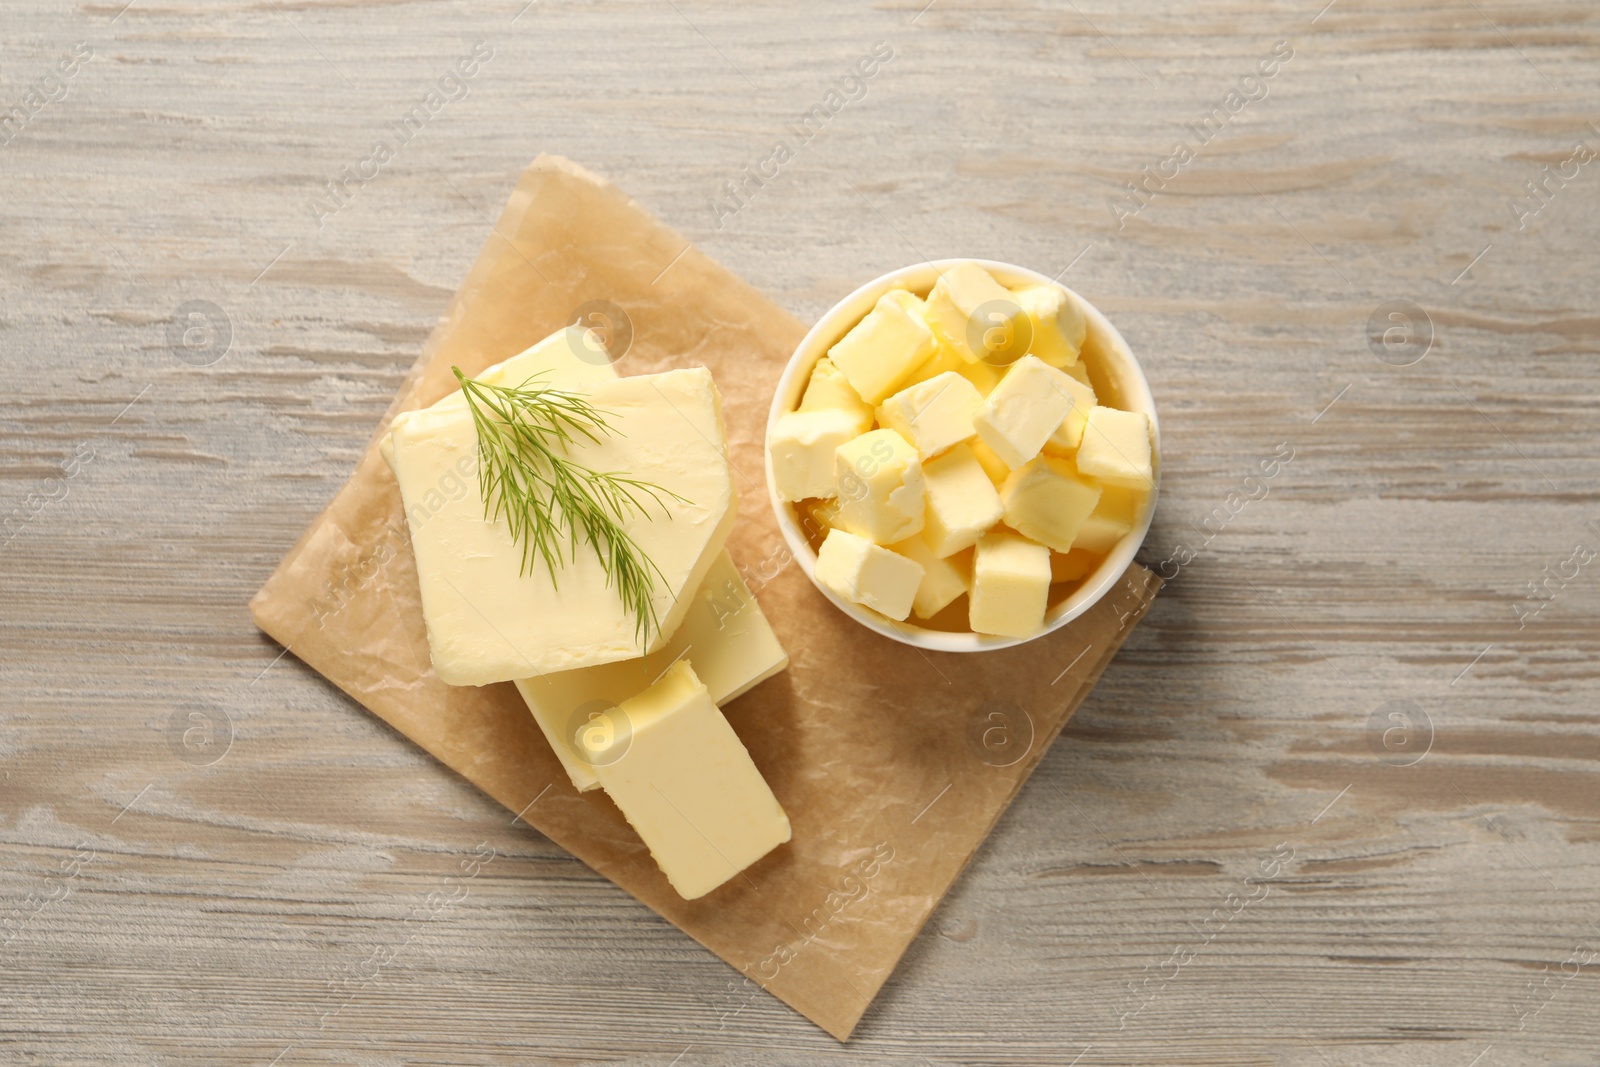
{"left": 834, "top": 429, "right": 926, "bottom": 544}
{"left": 1064, "top": 360, "right": 1093, "bottom": 388}
{"left": 876, "top": 371, "right": 983, "bottom": 459}
{"left": 797, "top": 357, "right": 874, "bottom": 434}
{"left": 815, "top": 527, "right": 925, "bottom": 621}
{"left": 924, "top": 262, "right": 1028, "bottom": 364}
{"left": 1050, "top": 548, "right": 1099, "bottom": 584}
{"left": 769, "top": 408, "right": 865, "bottom": 502}
{"left": 973, "top": 355, "right": 1081, "bottom": 468}
{"left": 514, "top": 551, "right": 787, "bottom": 792}
{"left": 1073, "top": 486, "right": 1144, "bottom": 554}
{"left": 922, "top": 443, "right": 1005, "bottom": 557}
{"left": 891, "top": 533, "right": 970, "bottom": 619}
{"left": 1076, "top": 407, "right": 1155, "bottom": 490}
{"left": 590, "top": 660, "right": 790, "bottom": 900}
{"left": 900, "top": 341, "right": 966, "bottom": 390}
{"left": 1016, "top": 285, "right": 1087, "bottom": 367}
{"left": 828, "top": 289, "right": 939, "bottom": 404}
{"left": 970, "top": 530, "right": 1052, "bottom": 638}
{"left": 956, "top": 358, "right": 1003, "bottom": 396}
{"left": 1043, "top": 375, "right": 1098, "bottom": 455}
{"left": 1000, "top": 457, "right": 1103, "bottom": 553}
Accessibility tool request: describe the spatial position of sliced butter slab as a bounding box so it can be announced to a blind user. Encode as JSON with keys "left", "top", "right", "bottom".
{"left": 388, "top": 367, "right": 736, "bottom": 686}
{"left": 591, "top": 660, "right": 791, "bottom": 900}
{"left": 514, "top": 550, "right": 788, "bottom": 792}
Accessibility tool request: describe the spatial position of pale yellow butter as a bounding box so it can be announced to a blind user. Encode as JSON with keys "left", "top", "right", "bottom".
{"left": 827, "top": 289, "right": 939, "bottom": 404}
{"left": 1015, "top": 285, "right": 1087, "bottom": 368}
{"left": 924, "top": 262, "right": 1027, "bottom": 364}
{"left": 891, "top": 533, "right": 970, "bottom": 619}
{"left": 834, "top": 428, "right": 926, "bottom": 545}
{"left": 797, "top": 357, "right": 874, "bottom": 434}
{"left": 814, "top": 527, "right": 925, "bottom": 621}
{"left": 876, "top": 371, "right": 983, "bottom": 459}
{"left": 1042, "top": 375, "right": 1098, "bottom": 455}
{"left": 922, "top": 443, "right": 1005, "bottom": 556}
{"left": 969, "top": 530, "right": 1052, "bottom": 638}
{"left": 769, "top": 407, "right": 863, "bottom": 502}
{"left": 590, "top": 660, "right": 791, "bottom": 900}
{"left": 1000, "top": 456, "right": 1103, "bottom": 553}
{"left": 973, "top": 355, "right": 1080, "bottom": 469}
{"left": 1076, "top": 407, "right": 1154, "bottom": 490}
{"left": 1073, "top": 486, "right": 1144, "bottom": 554}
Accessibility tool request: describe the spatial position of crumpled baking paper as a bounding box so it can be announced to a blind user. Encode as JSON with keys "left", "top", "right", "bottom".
{"left": 250, "top": 155, "right": 1159, "bottom": 1040}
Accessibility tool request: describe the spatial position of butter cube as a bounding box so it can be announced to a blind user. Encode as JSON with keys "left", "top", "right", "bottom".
{"left": 834, "top": 429, "right": 926, "bottom": 544}
{"left": 970, "top": 531, "right": 1052, "bottom": 638}
{"left": 891, "top": 534, "right": 970, "bottom": 619}
{"left": 900, "top": 341, "right": 966, "bottom": 389}
{"left": 1000, "top": 457, "right": 1103, "bottom": 553}
{"left": 1076, "top": 407, "right": 1154, "bottom": 490}
{"left": 876, "top": 372, "right": 983, "bottom": 459}
{"left": 922, "top": 443, "right": 1005, "bottom": 556}
{"left": 956, "top": 358, "right": 1003, "bottom": 396}
{"left": 924, "top": 262, "right": 1028, "bottom": 365}
{"left": 769, "top": 408, "right": 864, "bottom": 502}
{"left": 1050, "top": 548, "right": 1099, "bottom": 583}
{"left": 514, "top": 551, "right": 788, "bottom": 792}
{"left": 828, "top": 289, "right": 939, "bottom": 404}
{"left": 968, "top": 438, "right": 1012, "bottom": 486}
{"left": 388, "top": 367, "right": 735, "bottom": 685}
{"left": 1016, "top": 285, "right": 1087, "bottom": 367}
{"left": 1042, "top": 375, "right": 1098, "bottom": 455}
{"left": 815, "top": 527, "right": 925, "bottom": 621}
{"left": 1073, "top": 486, "right": 1144, "bottom": 554}
{"left": 590, "top": 660, "right": 790, "bottom": 900}
{"left": 797, "top": 357, "right": 873, "bottom": 434}
{"left": 973, "top": 355, "right": 1081, "bottom": 468}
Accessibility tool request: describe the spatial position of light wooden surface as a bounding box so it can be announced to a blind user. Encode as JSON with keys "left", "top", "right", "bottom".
{"left": 3, "top": 1, "right": 1598, "bottom": 1063}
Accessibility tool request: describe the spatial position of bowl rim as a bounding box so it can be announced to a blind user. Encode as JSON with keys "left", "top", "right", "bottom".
{"left": 764, "top": 258, "right": 1160, "bottom": 652}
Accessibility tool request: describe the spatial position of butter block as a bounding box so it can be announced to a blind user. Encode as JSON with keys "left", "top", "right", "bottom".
{"left": 1016, "top": 285, "right": 1087, "bottom": 367}
{"left": 815, "top": 527, "right": 925, "bottom": 621}
{"left": 1073, "top": 486, "right": 1144, "bottom": 554}
{"left": 922, "top": 443, "right": 1005, "bottom": 557}
{"left": 797, "top": 357, "right": 873, "bottom": 434}
{"left": 1050, "top": 548, "right": 1099, "bottom": 583}
{"left": 891, "top": 533, "right": 970, "bottom": 619}
{"left": 973, "top": 355, "right": 1080, "bottom": 468}
{"left": 968, "top": 438, "right": 1012, "bottom": 486}
{"left": 1000, "top": 457, "right": 1103, "bottom": 553}
{"left": 1076, "top": 407, "right": 1155, "bottom": 490}
{"left": 924, "top": 262, "right": 1028, "bottom": 365}
{"left": 1042, "top": 375, "right": 1098, "bottom": 455}
{"left": 514, "top": 550, "right": 788, "bottom": 792}
{"left": 900, "top": 341, "right": 966, "bottom": 390}
{"left": 769, "top": 408, "right": 864, "bottom": 502}
{"left": 876, "top": 371, "right": 983, "bottom": 459}
{"left": 389, "top": 367, "right": 735, "bottom": 686}
{"left": 834, "top": 429, "right": 926, "bottom": 544}
{"left": 828, "top": 289, "right": 939, "bottom": 404}
{"left": 590, "top": 660, "right": 790, "bottom": 900}
{"left": 969, "top": 530, "right": 1052, "bottom": 638}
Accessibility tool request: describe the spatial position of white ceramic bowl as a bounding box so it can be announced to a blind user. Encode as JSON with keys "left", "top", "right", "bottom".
{"left": 765, "top": 259, "right": 1160, "bottom": 652}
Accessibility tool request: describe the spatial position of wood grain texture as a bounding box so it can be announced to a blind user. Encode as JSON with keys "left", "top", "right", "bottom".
{"left": 1, "top": 0, "right": 1597, "bottom": 1064}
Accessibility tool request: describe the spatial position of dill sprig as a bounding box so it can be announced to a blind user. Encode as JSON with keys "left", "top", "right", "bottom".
{"left": 452, "top": 366, "right": 688, "bottom": 648}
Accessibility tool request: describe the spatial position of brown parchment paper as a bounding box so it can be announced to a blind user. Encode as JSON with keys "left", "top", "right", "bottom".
{"left": 250, "top": 155, "right": 1160, "bottom": 1041}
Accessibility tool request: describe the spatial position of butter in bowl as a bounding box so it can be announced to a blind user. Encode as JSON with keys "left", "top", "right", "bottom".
{"left": 765, "top": 260, "right": 1160, "bottom": 651}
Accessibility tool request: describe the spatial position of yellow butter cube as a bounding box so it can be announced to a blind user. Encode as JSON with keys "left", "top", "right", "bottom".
{"left": 1000, "top": 457, "right": 1103, "bottom": 553}
{"left": 973, "top": 355, "right": 1081, "bottom": 468}
{"left": 828, "top": 289, "right": 939, "bottom": 404}
{"left": 798, "top": 357, "right": 874, "bottom": 433}
{"left": 1073, "top": 486, "right": 1144, "bottom": 554}
{"left": 834, "top": 429, "right": 926, "bottom": 544}
{"left": 877, "top": 371, "right": 983, "bottom": 459}
{"left": 924, "top": 262, "right": 1028, "bottom": 365}
{"left": 1050, "top": 548, "right": 1099, "bottom": 583}
{"left": 769, "top": 408, "right": 864, "bottom": 502}
{"left": 590, "top": 660, "right": 790, "bottom": 900}
{"left": 1016, "top": 285, "right": 1087, "bottom": 368}
{"left": 956, "top": 357, "right": 1003, "bottom": 396}
{"left": 815, "top": 527, "right": 925, "bottom": 621}
{"left": 1042, "top": 375, "right": 1098, "bottom": 455}
{"left": 1076, "top": 407, "right": 1154, "bottom": 490}
{"left": 922, "top": 443, "right": 1005, "bottom": 556}
{"left": 970, "top": 531, "right": 1052, "bottom": 638}
{"left": 890, "top": 533, "right": 971, "bottom": 619}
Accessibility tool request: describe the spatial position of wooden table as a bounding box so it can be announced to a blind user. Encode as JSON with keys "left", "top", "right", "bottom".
{"left": 4, "top": 1, "right": 1597, "bottom": 1063}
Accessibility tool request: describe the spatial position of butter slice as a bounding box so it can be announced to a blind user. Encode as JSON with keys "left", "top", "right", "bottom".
{"left": 891, "top": 534, "right": 970, "bottom": 619}
{"left": 1076, "top": 407, "right": 1155, "bottom": 490}
{"left": 924, "top": 262, "right": 1027, "bottom": 365}
{"left": 389, "top": 367, "right": 735, "bottom": 685}
{"left": 922, "top": 443, "right": 1005, "bottom": 557}
{"left": 769, "top": 408, "right": 862, "bottom": 502}
{"left": 973, "top": 355, "right": 1081, "bottom": 469}
{"left": 834, "top": 429, "right": 926, "bottom": 545}
{"left": 815, "top": 527, "right": 924, "bottom": 621}
{"left": 797, "top": 357, "right": 874, "bottom": 434}
{"left": 1000, "top": 456, "right": 1103, "bottom": 553}
{"left": 876, "top": 371, "right": 983, "bottom": 459}
{"left": 1016, "top": 285, "right": 1087, "bottom": 368}
{"left": 970, "top": 530, "right": 1052, "bottom": 638}
{"left": 591, "top": 660, "right": 790, "bottom": 900}
{"left": 828, "top": 289, "right": 939, "bottom": 404}
{"left": 513, "top": 550, "right": 788, "bottom": 792}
